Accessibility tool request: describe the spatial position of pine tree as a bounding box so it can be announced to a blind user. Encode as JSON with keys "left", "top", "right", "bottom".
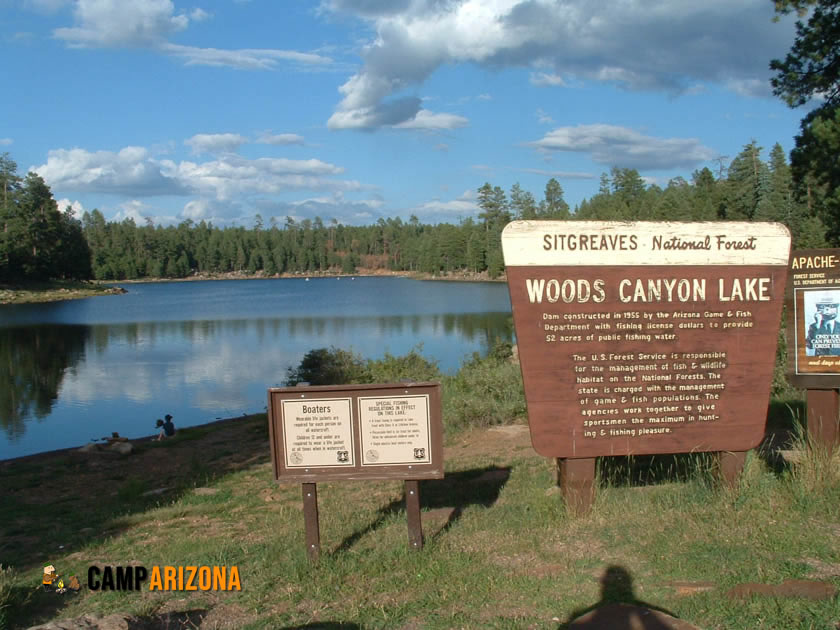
{"left": 722, "top": 141, "right": 771, "bottom": 221}
{"left": 510, "top": 182, "right": 537, "bottom": 219}
{"left": 539, "top": 178, "right": 570, "bottom": 219}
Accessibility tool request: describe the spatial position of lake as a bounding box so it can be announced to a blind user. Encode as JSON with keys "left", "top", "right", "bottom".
{"left": 0, "top": 277, "right": 512, "bottom": 460}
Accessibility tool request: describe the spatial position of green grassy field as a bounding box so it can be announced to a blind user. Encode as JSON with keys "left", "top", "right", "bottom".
{"left": 1, "top": 350, "right": 838, "bottom": 629}
{"left": 1, "top": 408, "right": 838, "bottom": 629}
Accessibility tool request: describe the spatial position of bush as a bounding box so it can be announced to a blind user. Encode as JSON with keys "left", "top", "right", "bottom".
{"left": 285, "top": 347, "right": 370, "bottom": 385}
{"left": 0, "top": 564, "right": 19, "bottom": 630}
{"left": 286, "top": 346, "right": 441, "bottom": 387}
{"left": 366, "top": 346, "right": 441, "bottom": 383}
{"left": 285, "top": 344, "right": 526, "bottom": 433}
{"left": 771, "top": 323, "right": 803, "bottom": 400}
{"left": 442, "top": 345, "right": 526, "bottom": 432}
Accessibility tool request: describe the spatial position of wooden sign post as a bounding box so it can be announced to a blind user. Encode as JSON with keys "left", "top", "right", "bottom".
{"left": 502, "top": 221, "right": 791, "bottom": 512}
{"left": 786, "top": 249, "right": 840, "bottom": 448}
{"left": 268, "top": 383, "right": 444, "bottom": 560}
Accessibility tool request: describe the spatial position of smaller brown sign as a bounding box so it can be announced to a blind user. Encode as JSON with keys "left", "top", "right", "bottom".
{"left": 268, "top": 382, "right": 443, "bottom": 482}
{"left": 786, "top": 248, "right": 840, "bottom": 388}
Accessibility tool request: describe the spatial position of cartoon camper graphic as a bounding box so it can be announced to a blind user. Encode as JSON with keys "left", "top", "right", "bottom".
{"left": 42, "top": 565, "right": 58, "bottom": 589}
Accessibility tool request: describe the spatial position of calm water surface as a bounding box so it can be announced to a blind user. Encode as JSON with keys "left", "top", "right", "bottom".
{"left": 0, "top": 277, "right": 512, "bottom": 459}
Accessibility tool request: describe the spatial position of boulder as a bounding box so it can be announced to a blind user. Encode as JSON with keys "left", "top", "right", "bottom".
{"left": 27, "top": 613, "right": 132, "bottom": 630}
{"left": 107, "top": 442, "right": 133, "bottom": 456}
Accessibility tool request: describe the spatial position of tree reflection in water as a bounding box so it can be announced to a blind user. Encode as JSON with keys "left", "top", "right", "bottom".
{"left": 0, "top": 325, "right": 89, "bottom": 441}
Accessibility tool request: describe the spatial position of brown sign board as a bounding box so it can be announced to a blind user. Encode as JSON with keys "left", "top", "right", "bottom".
{"left": 786, "top": 248, "right": 840, "bottom": 388}
{"left": 268, "top": 382, "right": 444, "bottom": 482}
{"left": 502, "top": 221, "right": 791, "bottom": 459}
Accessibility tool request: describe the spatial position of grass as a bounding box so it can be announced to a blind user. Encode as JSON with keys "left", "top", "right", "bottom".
{"left": 0, "top": 350, "right": 837, "bottom": 629}
{"left": 1, "top": 407, "right": 838, "bottom": 629}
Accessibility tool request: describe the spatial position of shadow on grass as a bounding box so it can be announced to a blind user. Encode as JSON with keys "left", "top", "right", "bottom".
{"left": 2, "top": 583, "right": 66, "bottom": 630}
{"left": 597, "top": 452, "right": 717, "bottom": 488}
{"left": 758, "top": 398, "right": 806, "bottom": 475}
{"left": 597, "top": 399, "right": 808, "bottom": 487}
{"left": 334, "top": 466, "right": 510, "bottom": 553}
{"left": 561, "top": 565, "right": 681, "bottom": 629}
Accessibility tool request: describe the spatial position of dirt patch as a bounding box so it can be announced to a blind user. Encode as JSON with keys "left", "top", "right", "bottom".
{"left": 804, "top": 557, "right": 840, "bottom": 580}
{"left": 445, "top": 423, "right": 533, "bottom": 460}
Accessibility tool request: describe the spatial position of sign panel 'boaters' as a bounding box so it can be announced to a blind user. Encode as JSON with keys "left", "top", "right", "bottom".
{"left": 501, "top": 221, "right": 791, "bottom": 459}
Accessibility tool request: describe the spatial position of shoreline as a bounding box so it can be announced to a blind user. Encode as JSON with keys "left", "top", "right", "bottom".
{"left": 0, "top": 413, "right": 262, "bottom": 466}
{"left": 103, "top": 267, "right": 503, "bottom": 284}
{"left": 0, "top": 280, "right": 126, "bottom": 305}
{"left": 1, "top": 269, "right": 504, "bottom": 304}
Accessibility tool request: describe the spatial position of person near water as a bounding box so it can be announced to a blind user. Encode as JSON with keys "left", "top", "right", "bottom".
{"left": 156, "top": 414, "right": 176, "bottom": 440}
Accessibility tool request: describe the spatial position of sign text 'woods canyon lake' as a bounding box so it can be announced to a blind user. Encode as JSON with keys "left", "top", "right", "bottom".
{"left": 502, "top": 221, "right": 790, "bottom": 460}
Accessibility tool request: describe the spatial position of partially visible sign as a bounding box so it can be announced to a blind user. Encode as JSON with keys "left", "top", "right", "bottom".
{"left": 786, "top": 249, "right": 840, "bottom": 388}
{"left": 269, "top": 383, "right": 443, "bottom": 482}
{"left": 502, "top": 221, "right": 790, "bottom": 459}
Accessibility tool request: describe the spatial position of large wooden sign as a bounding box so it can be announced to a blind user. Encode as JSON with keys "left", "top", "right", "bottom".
{"left": 502, "top": 221, "right": 790, "bottom": 459}
{"left": 786, "top": 249, "right": 840, "bottom": 388}
{"left": 268, "top": 382, "right": 444, "bottom": 482}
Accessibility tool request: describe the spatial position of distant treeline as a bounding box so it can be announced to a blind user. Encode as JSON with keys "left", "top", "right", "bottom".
{"left": 0, "top": 140, "right": 833, "bottom": 284}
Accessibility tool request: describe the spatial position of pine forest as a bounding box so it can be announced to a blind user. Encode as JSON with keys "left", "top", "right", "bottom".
{"left": 0, "top": 140, "right": 836, "bottom": 284}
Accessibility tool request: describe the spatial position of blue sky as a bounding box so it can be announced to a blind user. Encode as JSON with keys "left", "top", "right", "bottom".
{"left": 0, "top": 0, "right": 813, "bottom": 227}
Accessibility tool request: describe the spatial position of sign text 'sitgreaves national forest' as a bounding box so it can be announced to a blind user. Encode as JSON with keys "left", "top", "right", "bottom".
{"left": 502, "top": 221, "right": 791, "bottom": 459}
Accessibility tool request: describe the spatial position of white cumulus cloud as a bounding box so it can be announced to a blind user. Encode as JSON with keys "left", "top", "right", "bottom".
{"left": 530, "top": 72, "right": 566, "bottom": 87}
{"left": 33, "top": 145, "right": 361, "bottom": 211}
{"left": 167, "top": 155, "right": 354, "bottom": 201}
{"left": 190, "top": 7, "right": 211, "bottom": 21}
{"left": 34, "top": 146, "right": 187, "bottom": 196}
{"left": 51, "top": 0, "right": 331, "bottom": 70}
{"left": 54, "top": 198, "right": 85, "bottom": 219}
{"left": 392, "top": 110, "right": 469, "bottom": 130}
{"left": 529, "top": 124, "right": 717, "bottom": 170}
{"left": 54, "top": 0, "right": 189, "bottom": 47}
{"left": 257, "top": 133, "right": 305, "bottom": 146}
{"left": 112, "top": 199, "right": 163, "bottom": 224}
{"left": 184, "top": 133, "right": 248, "bottom": 155}
{"left": 410, "top": 190, "right": 478, "bottom": 217}
{"left": 323, "top": 0, "right": 797, "bottom": 130}
{"left": 161, "top": 43, "right": 331, "bottom": 70}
